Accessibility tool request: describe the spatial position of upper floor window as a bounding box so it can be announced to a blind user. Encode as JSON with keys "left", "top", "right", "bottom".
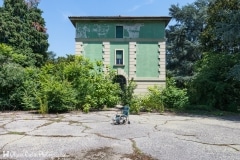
{"left": 115, "top": 50, "right": 124, "bottom": 65}
{"left": 116, "top": 26, "right": 123, "bottom": 38}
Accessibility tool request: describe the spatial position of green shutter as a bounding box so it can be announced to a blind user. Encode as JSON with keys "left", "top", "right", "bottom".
{"left": 116, "top": 26, "right": 123, "bottom": 38}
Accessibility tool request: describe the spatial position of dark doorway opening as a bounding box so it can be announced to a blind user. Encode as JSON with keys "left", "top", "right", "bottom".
{"left": 113, "top": 75, "right": 126, "bottom": 91}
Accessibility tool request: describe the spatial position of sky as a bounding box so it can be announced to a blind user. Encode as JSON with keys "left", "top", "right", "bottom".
{"left": 0, "top": 0, "right": 195, "bottom": 57}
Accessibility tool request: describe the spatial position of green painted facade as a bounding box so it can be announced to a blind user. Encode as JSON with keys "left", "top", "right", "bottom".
{"left": 75, "top": 22, "right": 166, "bottom": 39}
{"left": 69, "top": 16, "right": 171, "bottom": 94}
{"left": 136, "top": 43, "right": 159, "bottom": 77}
{"left": 83, "top": 42, "right": 102, "bottom": 61}
{"left": 110, "top": 42, "right": 129, "bottom": 74}
{"left": 82, "top": 41, "right": 160, "bottom": 78}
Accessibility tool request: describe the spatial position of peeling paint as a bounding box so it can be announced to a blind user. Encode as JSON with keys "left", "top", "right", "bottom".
{"left": 76, "top": 24, "right": 90, "bottom": 38}
{"left": 76, "top": 24, "right": 110, "bottom": 38}
{"left": 123, "top": 24, "right": 144, "bottom": 38}
{"left": 93, "top": 24, "right": 110, "bottom": 37}
{"left": 76, "top": 23, "right": 144, "bottom": 38}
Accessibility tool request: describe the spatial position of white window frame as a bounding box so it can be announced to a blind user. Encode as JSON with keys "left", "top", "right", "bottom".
{"left": 115, "top": 49, "right": 124, "bottom": 65}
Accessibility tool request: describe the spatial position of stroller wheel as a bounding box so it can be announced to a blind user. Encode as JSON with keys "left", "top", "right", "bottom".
{"left": 128, "top": 121, "right": 130, "bottom": 124}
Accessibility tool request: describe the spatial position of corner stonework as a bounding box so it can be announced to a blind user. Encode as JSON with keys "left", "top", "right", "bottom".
{"left": 158, "top": 42, "right": 166, "bottom": 81}
{"left": 102, "top": 42, "right": 110, "bottom": 73}
{"left": 129, "top": 42, "right": 137, "bottom": 80}
{"left": 75, "top": 42, "right": 83, "bottom": 56}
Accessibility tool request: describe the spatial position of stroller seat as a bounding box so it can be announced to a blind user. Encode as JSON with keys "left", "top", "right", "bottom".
{"left": 122, "top": 105, "right": 129, "bottom": 116}
{"left": 121, "top": 105, "right": 130, "bottom": 124}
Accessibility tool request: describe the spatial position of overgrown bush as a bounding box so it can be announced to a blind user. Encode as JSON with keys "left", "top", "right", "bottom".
{"left": 22, "top": 64, "right": 77, "bottom": 113}
{"left": 64, "top": 58, "right": 120, "bottom": 111}
{"left": 142, "top": 86, "right": 164, "bottom": 112}
{"left": 189, "top": 53, "right": 240, "bottom": 111}
{"left": 130, "top": 78, "right": 189, "bottom": 114}
{"left": 120, "top": 79, "right": 137, "bottom": 105}
{"left": 0, "top": 44, "right": 30, "bottom": 111}
{"left": 162, "top": 78, "right": 189, "bottom": 109}
{"left": 22, "top": 56, "right": 121, "bottom": 113}
{"left": 38, "top": 74, "right": 77, "bottom": 113}
{"left": 129, "top": 96, "right": 143, "bottom": 114}
{"left": 0, "top": 63, "right": 26, "bottom": 110}
{"left": 22, "top": 67, "right": 40, "bottom": 110}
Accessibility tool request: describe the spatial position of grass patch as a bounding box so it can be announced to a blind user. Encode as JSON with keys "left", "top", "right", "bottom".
{"left": 125, "top": 139, "right": 156, "bottom": 160}
{"left": 8, "top": 131, "right": 25, "bottom": 135}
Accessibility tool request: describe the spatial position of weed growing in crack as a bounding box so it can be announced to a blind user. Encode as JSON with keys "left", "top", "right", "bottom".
{"left": 8, "top": 131, "right": 26, "bottom": 135}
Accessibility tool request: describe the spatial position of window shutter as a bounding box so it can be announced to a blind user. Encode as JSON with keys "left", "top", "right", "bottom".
{"left": 116, "top": 26, "right": 123, "bottom": 38}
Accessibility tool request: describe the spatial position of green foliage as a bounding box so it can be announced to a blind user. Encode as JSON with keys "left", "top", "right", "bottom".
{"left": 21, "top": 67, "right": 40, "bottom": 110}
{"left": 0, "top": 0, "right": 49, "bottom": 66}
{"left": 162, "top": 78, "right": 189, "bottom": 109}
{"left": 0, "top": 62, "right": 25, "bottom": 110}
{"left": 189, "top": 53, "right": 240, "bottom": 111}
{"left": 85, "top": 61, "right": 121, "bottom": 110}
{"left": 64, "top": 56, "right": 120, "bottom": 110}
{"left": 201, "top": 0, "right": 240, "bottom": 53}
{"left": 120, "top": 79, "right": 137, "bottom": 105}
{"left": 228, "top": 64, "right": 240, "bottom": 81}
{"left": 0, "top": 44, "right": 28, "bottom": 110}
{"left": 38, "top": 70, "right": 77, "bottom": 113}
{"left": 142, "top": 86, "right": 164, "bottom": 112}
{"left": 22, "top": 55, "right": 121, "bottom": 113}
{"left": 83, "top": 103, "right": 91, "bottom": 113}
{"left": 63, "top": 56, "right": 94, "bottom": 108}
{"left": 130, "top": 79, "right": 189, "bottom": 114}
{"left": 129, "top": 96, "right": 143, "bottom": 114}
{"left": 166, "top": 0, "right": 209, "bottom": 86}
{"left": 0, "top": 43, "right": 35, "bottom": 67}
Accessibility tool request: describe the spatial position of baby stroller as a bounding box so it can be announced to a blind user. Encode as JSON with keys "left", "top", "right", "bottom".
{"left": 112, "top": 105, "right": 130, "bottom": 125}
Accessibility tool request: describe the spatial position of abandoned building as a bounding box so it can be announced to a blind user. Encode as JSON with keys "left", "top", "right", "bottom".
{"left": 69, "top": 16, "right": 171, "bottom": 94}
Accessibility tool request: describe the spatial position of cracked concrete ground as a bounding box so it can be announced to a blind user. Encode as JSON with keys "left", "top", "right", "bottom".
{"left": 0, "top": 111, "right": 240, "bottom": 160}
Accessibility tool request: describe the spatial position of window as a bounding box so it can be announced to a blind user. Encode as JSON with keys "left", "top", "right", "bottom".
{"left": 115, "top": 50, "right": 124, "bottom": 65}
{"left": 116, "top": 26, "right": 123, "bottom": 38}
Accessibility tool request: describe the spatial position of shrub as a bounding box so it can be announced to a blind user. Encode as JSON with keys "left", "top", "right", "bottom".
{"left": 120, "top": 79, "right": 137, "bottom": 105}
{"left": 162, "top": 78, "right": 189, "bottom": 109}
{"left": 189, "top": 53, "right": 240, "bottom": 111}
{"left": 22, "top": 67, "right": 40, "bottom": 110}
{"left": 38, "top": 75, "right": 77, "bottom": 113}
{"left": 130, "top": 96, "right": 143, "bottom": 114}
{"left": 142, "top": 86, "right": 164, "bottom": 112}
{"left": 22, "top": 64, "right": 77, "bottom": 113}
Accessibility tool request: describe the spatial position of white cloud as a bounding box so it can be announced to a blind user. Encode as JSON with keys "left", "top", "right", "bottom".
{"left": 128, "top": 0, "right": 155, "bottom": 12}
{"left": 128, "top": 5, "right": 141, "bottom": 12}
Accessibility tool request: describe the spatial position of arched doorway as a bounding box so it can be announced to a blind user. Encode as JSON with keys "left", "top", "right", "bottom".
{"left": 113, "top": 75, "right": 126, "bottom": 91}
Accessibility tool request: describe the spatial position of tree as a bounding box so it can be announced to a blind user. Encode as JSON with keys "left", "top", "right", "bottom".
{"left": 166, "top": 0, "right": 209, "bottom": 87}
{"left": 0, "top": 0, "right": 49, "bottom": 66}
{"left": 189, "top": 53, "right": 240, "bottom": 111}
{"left": 201, "top": 0, "right": 240, "bottom": 53}
{"left": 188, "top": 0, "right": 240, "bottom": 112}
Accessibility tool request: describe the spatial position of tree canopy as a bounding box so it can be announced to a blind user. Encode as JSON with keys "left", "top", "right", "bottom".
{"left": 166, "top": 0, "right": 209, "bottom": 86}
{"left": 201, "top": 0, "right": 240, "bottom": 53}
{"left": 0, "top": 0, "right": 49, "bottom": 65}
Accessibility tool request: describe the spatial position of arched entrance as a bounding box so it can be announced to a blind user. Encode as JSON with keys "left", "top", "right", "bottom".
{"left": 113, "top": 75, "right": 127, "bottom": 91}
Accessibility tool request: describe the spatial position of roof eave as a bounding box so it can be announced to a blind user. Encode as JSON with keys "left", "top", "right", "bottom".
{"left": 68, "top": 16, "right": 172, "bottom": 27}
